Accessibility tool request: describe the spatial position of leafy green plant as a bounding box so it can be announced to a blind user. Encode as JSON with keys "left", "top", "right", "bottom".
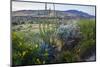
{"left": 59, "top": 51, "right": 78, "bottom": 63}
{"left": 77, "top": 19, "right": 96, "bottom": 60}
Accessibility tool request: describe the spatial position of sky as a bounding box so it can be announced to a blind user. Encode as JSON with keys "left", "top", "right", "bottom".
{"left": 12, "top": 1, "right": 96, "bottom": 16}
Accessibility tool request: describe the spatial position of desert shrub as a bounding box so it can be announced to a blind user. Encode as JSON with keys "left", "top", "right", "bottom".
{"left": 59, "top": 51, "right": 78, "bottom": 63}
{"left": 79, "top": 39, "right": 95, "bottom": 59}
{"left": 55, "top": 23, "right": 82, "bottom": 50}
{"left": 56, "top": 24, "right": 81, "bottom": 40}
{"left": 77, "top": 19, "right": 95, "bottom": 40}
{"left": 12, "top": 32, "right": 41, "bottom": 65}
{"left": 77, "top": 19, "right": 96, "bottom": 60}
{"left": 12, "top": 32, "right": 27, "bottom": 65}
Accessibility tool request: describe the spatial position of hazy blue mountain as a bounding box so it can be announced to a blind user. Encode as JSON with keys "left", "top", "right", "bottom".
{"left": 64, "top": 10, "right": 95, "bottom": 18}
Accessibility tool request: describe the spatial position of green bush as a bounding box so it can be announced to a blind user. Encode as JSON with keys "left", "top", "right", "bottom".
{"left": 12, "top": 32, "right": 42, "bottom": 65}
{"left": 59, "top": 51, "right": 78, "bottom": 63}
{"left": 77, "top": 19, "right": 96, "bottom": 60}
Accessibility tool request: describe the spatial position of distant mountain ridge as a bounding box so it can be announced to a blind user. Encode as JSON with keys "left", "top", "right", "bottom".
{"left": 64, "top": 10, "right": 95, "bottom": 18}
{"left": 12, "top": 10, "right": 95, "bottom": 24}
{"left": 12, "top": 10, "right": 95, "bottom": 18}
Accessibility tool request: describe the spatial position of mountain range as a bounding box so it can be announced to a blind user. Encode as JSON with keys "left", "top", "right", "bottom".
{"left": 12, "top": 10, "right": 95, "bottom": 24}
{"left": 12, "top": 10, "right": 95, "bottom": 18}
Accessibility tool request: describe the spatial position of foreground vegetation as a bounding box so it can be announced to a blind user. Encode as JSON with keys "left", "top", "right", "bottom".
{"left": 12, "top": 19, "right": 96, "bottom": 66}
